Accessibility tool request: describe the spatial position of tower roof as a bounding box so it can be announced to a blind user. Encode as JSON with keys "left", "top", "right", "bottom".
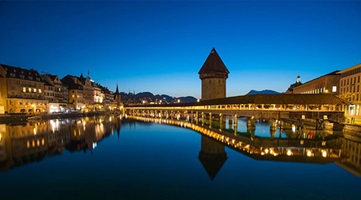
{"left": 115, "top": 84, "right": 119, "bottom": 94}
{"left": 198, "top": 48, "right": 230, "bottom": 75}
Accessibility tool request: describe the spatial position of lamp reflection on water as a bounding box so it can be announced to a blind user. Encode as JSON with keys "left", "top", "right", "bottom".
{"left": 128, "top": 115, "right": 342, "bottom": 162}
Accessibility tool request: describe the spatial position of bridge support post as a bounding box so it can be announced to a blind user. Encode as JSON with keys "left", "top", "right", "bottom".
{"left": 219, "top": 113, "right": 224, "bottom": 130}
{"left": 201, "top": 112, "right": 205, "bottom": 126}
{"left": 247, "top": 116, "right": 256, "bottom": 129}
{"left": 228, "top": 116, "right": 232, "bottom": 129}
{"left": 195, "top": 112, "right": 199, "bottom": 124}
{"left": 269, "top": 119, "right": 277, "bottom": 138}
{"left": 209, "top": 113, "right": 212, "bottom": 128}
{"left": 233, "top": 114, "right": 238, "bottom": 134}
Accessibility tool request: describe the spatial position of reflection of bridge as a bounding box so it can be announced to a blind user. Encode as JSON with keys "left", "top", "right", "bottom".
{"left": 129, "top": 116, "right": 361, "bottom": 179}
{"left": 129, "top": 116, "right": 342, "bottom": 162}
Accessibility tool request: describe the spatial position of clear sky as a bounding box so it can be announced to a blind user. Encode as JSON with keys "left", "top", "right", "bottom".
{"left": 1, "top": 0, "right": 360, "bottom": 99}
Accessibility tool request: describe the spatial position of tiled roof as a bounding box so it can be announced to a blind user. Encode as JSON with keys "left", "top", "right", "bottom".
{"left": 198, "top": 94, "right": 348, "bottom": 105}
{"left": 128, "top": 94, "right": 348, "bottom": 107}
{"left": 61, "top": 75, "right": 83, "bottom": 90}
{"left": 198, "top": 48, "right": 229, "bottom": 75}
{"left": 0, "top": 64, "right": 43, "bottom": 82}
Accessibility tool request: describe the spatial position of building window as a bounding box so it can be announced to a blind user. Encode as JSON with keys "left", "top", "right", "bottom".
{"left": 39, "top": 89, "right": 42, "bottom": 93}
{"left": 332, "top": 86, "right": 337, "bottom": 93}
{"left": 23, "top": 87, "right": 26, "bottom": 92}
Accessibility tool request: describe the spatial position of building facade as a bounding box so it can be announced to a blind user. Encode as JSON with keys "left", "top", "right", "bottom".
{"left": 61, "top": 75, "right": 84, "bottom": 111}
{"left": 292, "top": 71, "right": 340, "bottom": 94}
{"left": 0, "top": 64, "right": 47, "bottom": 114}
{"left": 42, "top": 74, "right": 69, "bottom": 113}
{"left": 339, "top": 64, "right": 361, "bottom": 123}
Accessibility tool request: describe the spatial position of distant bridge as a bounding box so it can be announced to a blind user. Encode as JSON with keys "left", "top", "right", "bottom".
{"left": 125, "top": 94, "right": 347, "bottom": 130}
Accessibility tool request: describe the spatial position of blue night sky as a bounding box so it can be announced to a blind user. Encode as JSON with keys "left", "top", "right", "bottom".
{"left": 1, "top": 0, "right": 360, "bottom": 99}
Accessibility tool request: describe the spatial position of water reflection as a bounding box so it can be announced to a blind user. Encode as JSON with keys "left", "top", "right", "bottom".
{"left": 1, "top": 115, "right": 361, "bottom": 178}
{"left": 0, "top": 115, "right": 122, "bottom": 171}
{"left": 129, "top": 116, "right": 361, "bottom": 178}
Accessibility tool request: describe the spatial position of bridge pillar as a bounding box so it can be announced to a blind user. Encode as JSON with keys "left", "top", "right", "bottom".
{"left": 228, "top": 116, "right": 232, "bottom": 129}
{"left": 209, "top": 113, "right": 212, "bottom": 128}
{"left": 219, "top": 113, "right": 224, "bottom": 130}
{"left": 247, "top": 127, "right": 255, "bottom": 138}
{"left": 195, "top": 112, "right": 199, "bottom": 124}
{"left": 269, "top": 119, "right": 277, "bottom": 130}
{"left": 233, "top": 114, "right": 238, "bottom": 133}
{"left": 247, "top": 116, "right": 256, "bottom": 129}
{"left": 201, "top": 112, "right": 205, "bottom": 126}
{"left": 269, "top": 119, "right": 277, "bottom": 138}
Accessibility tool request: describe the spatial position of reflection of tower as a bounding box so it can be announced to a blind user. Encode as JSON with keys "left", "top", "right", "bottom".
{"left": 115, "top": 116, "right": 122, "bottom": 138}
{"left": 198, "top": 135, "right": 227, "bottom": 180}
{"left": 198, "top": 48, "right": 230, "bottom": 100}
{"left": 115, "top": 84, "right": 121, "bottom": 108}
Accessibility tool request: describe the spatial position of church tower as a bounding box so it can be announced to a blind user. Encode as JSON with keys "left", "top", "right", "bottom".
{"left": 198, "top": 48, "right": 230, "bottom": 100}
{"left": 115, "top": 84, "right": 121, "bottom": 108}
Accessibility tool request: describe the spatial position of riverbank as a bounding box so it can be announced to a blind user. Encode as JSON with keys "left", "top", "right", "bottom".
{"left": 0, "top": 111, "right": 113, "bottom": 124}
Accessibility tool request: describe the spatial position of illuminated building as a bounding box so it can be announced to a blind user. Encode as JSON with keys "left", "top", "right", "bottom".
{"left": 78, "top": 73, "right": 93, "bottom": 111}
{"left": 339, "top": 63, "right": 361, "bottom": 123}
{"left": 42, "top": 74, "right": 69, "bottom": 113}
{"left": 0, "top": 64, "right": 47, "bottom": 114}
{"left": 290, "top": 71, "right": 340, "bottom": 94}
{"left": 61, "top": 75, "right": 84, "bottom": 111}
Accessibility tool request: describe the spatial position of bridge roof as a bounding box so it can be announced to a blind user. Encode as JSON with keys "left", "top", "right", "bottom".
{"left": 199, "top": 94, "right": 348, "bottom": 106}
{"left": 198, "top": 48, "right": 229, "bottom": 75}
{"left": 127, "top": 94, "right": 348, "bottom": 107}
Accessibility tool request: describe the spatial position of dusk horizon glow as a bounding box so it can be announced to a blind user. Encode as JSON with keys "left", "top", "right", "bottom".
{"left": 1, "top": 1, "right": 360, "bottom": 99}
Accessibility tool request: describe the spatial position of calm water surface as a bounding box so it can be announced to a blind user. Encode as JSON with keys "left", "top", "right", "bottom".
{"left": 0, "top": 115, "right": 360, "bottom": 200}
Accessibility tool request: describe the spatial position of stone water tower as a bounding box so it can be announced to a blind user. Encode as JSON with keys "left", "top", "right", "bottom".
{"left": 198, "top": 48, "right": 229, "bottom": 100}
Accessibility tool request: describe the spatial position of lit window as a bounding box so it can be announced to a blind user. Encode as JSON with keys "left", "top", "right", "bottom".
{"left": 39, "top": 89, "right": 42, "bottom": 93}
{"left": 332, "top": 86, "right": 337, "bottom": 92}
{"left": 23, "top": 87, "right": 26, "bottom": 92}
{"left": 28, "top": 87, "right": 31, "bottom": 92}
{"left": 72, "top": 95, "right": 75, "bottom": 98}
{"left": 34, "top": 88, "right": 37, "bottom": 92}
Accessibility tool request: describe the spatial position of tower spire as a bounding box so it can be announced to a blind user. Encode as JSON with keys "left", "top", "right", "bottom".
{"left": 115, "top": 84, "right": 119, "bottom": 94}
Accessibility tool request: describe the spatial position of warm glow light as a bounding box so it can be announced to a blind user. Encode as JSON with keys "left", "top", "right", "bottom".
{"left": 264, "top": 148, "right": 269, "bottom": 154}
{"left": 33, "top": 128, "right": 37, "bottom": 135}
{"left": 306, "top": 150, "right": 312, "bottom": 157}
{"left": 287, "top": 150, "right": 292, "bottom": 156}
{"left": 322, "top": 150, "right": 327, "bottom": 158}
{"left": 0, "top": 133, "right": 2, "bottom": 142}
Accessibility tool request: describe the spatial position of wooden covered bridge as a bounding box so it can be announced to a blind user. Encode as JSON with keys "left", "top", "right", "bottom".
{"left": 125, "top": 93, "right": 347, "bottom": 130}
